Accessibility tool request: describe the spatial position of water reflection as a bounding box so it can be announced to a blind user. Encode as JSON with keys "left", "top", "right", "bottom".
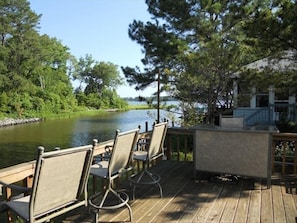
{"left": 0, "top": 109, "right": 172, "bottom": 168}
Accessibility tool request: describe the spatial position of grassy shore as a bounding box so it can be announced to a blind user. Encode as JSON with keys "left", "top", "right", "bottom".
{"left": 0, "top": 104, "right": 152, "bottom": 122}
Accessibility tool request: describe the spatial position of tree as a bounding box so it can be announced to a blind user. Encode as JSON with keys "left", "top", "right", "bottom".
{"left": 75, "top": 55, "right": 126, "bottom": 109}
{"left": 240, "top": 0, "right": 297, "bottom": 96}
{"left": 122, "top": 0, "right": 262, "bottom": 125}
{"left": 0, "top": 0, "right": 77, "bottom": 117}
{"left": 243, "top": 0, "right": 297, "bottom": 53}
{"left": 76, "top": 55, "right": 123, "bottom": 94}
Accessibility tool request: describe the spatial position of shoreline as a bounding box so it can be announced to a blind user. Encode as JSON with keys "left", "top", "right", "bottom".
{"left": 0, "top": 118, "right": 42, "bottom": 127}
{"left": 0, "top": 106, "right": 150, "bottom": 128}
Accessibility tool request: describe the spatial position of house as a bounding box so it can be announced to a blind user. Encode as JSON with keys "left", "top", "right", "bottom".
{"left": 232, "top": 50, "right": 297, "bottom": 126}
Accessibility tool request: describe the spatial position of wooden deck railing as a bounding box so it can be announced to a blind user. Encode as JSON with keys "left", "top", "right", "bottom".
{"left": 165, "top": 129, "right": 297, "bottom": 176}
{"left": 272, "top": 133, "right": 297, "bottom": 175}
{"left": 1, "top": 129, "right": 297, "bottom": 202}
{"left": 165, "top": 127, "right": 194, "bottom": 161}
{"left": 0, "top": 140, "right": 114, "bottom": 201}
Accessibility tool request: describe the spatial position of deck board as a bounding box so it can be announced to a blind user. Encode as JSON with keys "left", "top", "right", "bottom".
{"left": 233, "top": 179, "right": 251, "bottom": 223}
{"left": 260, "top": 183, "right": 273, "bottom": 223}
{"left": 5, "top": 160, "right": 295, "bottom": 223}
{"left": 247, "top": 185, "right": 261, "bottom": 223}
{"left": 272, "top": 183, "right": 287, "bottom": 223}
{"left": 281, "top": 183, "right": 297, "bottom": 223}
{"left": 220, "top": 184, "right": 241, "bottom": 223}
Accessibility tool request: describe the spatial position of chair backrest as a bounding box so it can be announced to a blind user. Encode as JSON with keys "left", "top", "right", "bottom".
{"left": 148, "top": 122, "right": 168, "bottom": 160}
{"left": 108, "top": 128, "right": 139, "bottom": 180}
{"left": 29, "top": 144, "right": 94, "bottom": 220}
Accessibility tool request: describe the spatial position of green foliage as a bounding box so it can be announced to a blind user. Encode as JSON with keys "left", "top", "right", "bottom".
{"left": 75, "top": 89, "right": 128, "bottom": 110}
{"left": 122, "top": 0, "right": 297, "bottom": 126}
{"left": 241, "top": 0, "right": 297, "bottom": 95}
{"left": 0, "top": 0, "right": 77, "bottom": 117}
{"left": 168, "top": 132, "right": 193, "bottom": 161}
{"left": 243, "top": 0, "right": 297, "bottom": 52}
{"left": 0, "top": 0, "right": 128, "bottom": 118}
{"left": 75, "top": 55, "right": 123, "bottom": 95}
{"left": 171, "top": 152, "right": 193, "bottom": 162}
{"left": 74, "top": 55, "right": 128, "bottom": 110}
{"left": 122, "top": 0, "right": 259, "bottom": 125}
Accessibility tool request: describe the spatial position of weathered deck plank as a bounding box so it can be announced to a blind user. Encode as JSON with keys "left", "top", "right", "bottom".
{"left": 281, "top": 183, "right": 297, "bottom": 223}
{"left": 247, "top": 183, "right": 261, "bottom": 223}
{"left": 175, "top": 182, "right": 206, "bottom": 222}
{"left": 260, "top": 183, "right": 273, "bottom": 223}
{"left": 133, "top": 162, "right": 192, "bottom": 223}
{"left": 272, "top": 183, "right": 287, "bottom": 223}
{"left": 233, "top": 179, "right": 251, "bottom": 223}
{"left": 2, "top": 160, "right": 297, "bottom": 223}
{"left": 219, "top": 184, "right": 241, "bottom": 223}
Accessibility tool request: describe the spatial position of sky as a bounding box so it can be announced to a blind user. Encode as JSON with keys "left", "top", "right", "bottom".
{"left": 28, "top": 0, "right": 157, "bottom": 97}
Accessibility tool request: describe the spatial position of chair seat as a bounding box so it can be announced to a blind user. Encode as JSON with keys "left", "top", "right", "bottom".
{"left": 90, "top": 161, "right": 109, "bottom": 178}
{"left": 133, "top": 150, "right": 148, "bottom": 161}
{"left": 6, "top": 196, "right": 30, "bottom": 221}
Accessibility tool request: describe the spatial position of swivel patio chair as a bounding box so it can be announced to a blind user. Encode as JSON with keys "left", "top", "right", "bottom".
{"left": 88, "top": 128, "right": 139, "bottom": 223}
{"left": 129, "top": 121, "right": 168, "bottom": 200}
{"left": 0, "top": 143, "right": 94, "bottom": 223}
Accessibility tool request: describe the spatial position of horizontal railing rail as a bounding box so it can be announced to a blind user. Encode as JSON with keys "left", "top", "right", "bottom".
{"left": 0, "top": 140, "right": 114, "bottom": 201}
{"left": 0, "top": 133, "right": 149, "bottom": 201}
{"left": 272, "top": 132, "right": 297, "bottom": 175}
{"left": 165, "top": 129, "right": 297, "bottom": 176}
{"left": 1, "top": 128, "right": 297, "bottom": 203}
{"left": 165, "top": 128, "right": 195, "bottom": 161}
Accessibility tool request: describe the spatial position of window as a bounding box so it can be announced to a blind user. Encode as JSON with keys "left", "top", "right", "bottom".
{"left": 256, "top": 95, "right": 268, "bottom": 107}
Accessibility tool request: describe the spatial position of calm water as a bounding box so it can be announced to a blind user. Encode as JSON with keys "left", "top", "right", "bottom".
{"left": 0, "top": 109, "right": 177, "bottom": 169}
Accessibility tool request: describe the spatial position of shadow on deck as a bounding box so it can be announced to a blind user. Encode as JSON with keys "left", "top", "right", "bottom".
{"left": 59, "top": 160, "right": 297, "bottom": 223}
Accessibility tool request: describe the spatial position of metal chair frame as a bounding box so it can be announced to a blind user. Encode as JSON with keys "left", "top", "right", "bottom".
{"left": 0, "top": 143, "right": 94, "bottom": 223}
{"left": 89, "top": 128, "right": 140, "bottom": 222}
{"left": 129, "top": 122, "right": 168, "bottom": 200}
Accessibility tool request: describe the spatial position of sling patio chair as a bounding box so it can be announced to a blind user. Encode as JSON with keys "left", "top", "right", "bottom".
{"left": 0, "top": 142, "right": 95, "bottom": 223}
{"left": 88, "top": 128, "right": 139, "bottom": 223}
{"left": 129, "top": 121, "right": 168, "bottom": 200}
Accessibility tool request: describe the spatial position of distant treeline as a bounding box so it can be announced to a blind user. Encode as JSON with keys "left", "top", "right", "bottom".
{"left": 123, "top": 96, "right": 177, "bottom": 102}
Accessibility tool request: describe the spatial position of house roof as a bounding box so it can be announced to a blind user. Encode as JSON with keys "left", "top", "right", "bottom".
{"left": 244, "top": 50, "right": 297, "bottom": 72}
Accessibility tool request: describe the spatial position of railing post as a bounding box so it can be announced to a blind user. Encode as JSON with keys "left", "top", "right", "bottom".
{"left": 177, "top": 136, "right": 180, "bottom": 161}
{"left": 293, "top": 141, "right": 297, "bottom": 174}
{"left": 184, "top": 137, "right": 187, "bottom": 161}
{"left": 165, "top": 133, "right": 171, "bottom": 160}
{"left": 23, "top": 175, "right": 33, "bottom": 196}
{"left": 272, "top": 140, "right": 276, "bottom": 173}
{"left": 282, "top": 142, "right": 287, "bottom": 174}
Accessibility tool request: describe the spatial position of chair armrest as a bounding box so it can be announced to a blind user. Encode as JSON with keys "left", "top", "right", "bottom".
{"left": 104, "top": 145, "right": 113, "bottom": 155}
{"left": 93, "top": 145, "right": 113, "bottom": 163}
{"left": 0, "top": 201, "right": 8, "bottom": 213}
{"left": 0, "top": 180, "right": 32, "bottom": 193}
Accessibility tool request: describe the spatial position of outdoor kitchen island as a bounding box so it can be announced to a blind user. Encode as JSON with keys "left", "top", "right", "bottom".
{"left": 194, "top": 125, "right": 278, "bottom": 187}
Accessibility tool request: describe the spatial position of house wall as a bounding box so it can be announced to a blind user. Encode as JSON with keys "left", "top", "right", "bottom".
{"left": 232, "top": 50, "right": 297, "bottom": 125}
{"left": 234, "top": 108, "right": 272, "bottom": 126}
{"left": 232, "top": 82, "right": 297, "bottom": 125}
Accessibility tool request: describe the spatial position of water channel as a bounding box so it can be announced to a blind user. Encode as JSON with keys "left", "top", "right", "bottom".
{"left": 0, "top": 108, "right": 178, "bottom": 169}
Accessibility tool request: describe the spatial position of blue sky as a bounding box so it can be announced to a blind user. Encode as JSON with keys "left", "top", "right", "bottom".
{"left": 28, "top": 0, "right": 156, "bottom": 97}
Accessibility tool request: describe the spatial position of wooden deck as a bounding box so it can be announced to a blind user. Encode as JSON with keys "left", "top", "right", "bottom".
{"left": 59, "top": 160, "right": 297, "bottom": 223}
